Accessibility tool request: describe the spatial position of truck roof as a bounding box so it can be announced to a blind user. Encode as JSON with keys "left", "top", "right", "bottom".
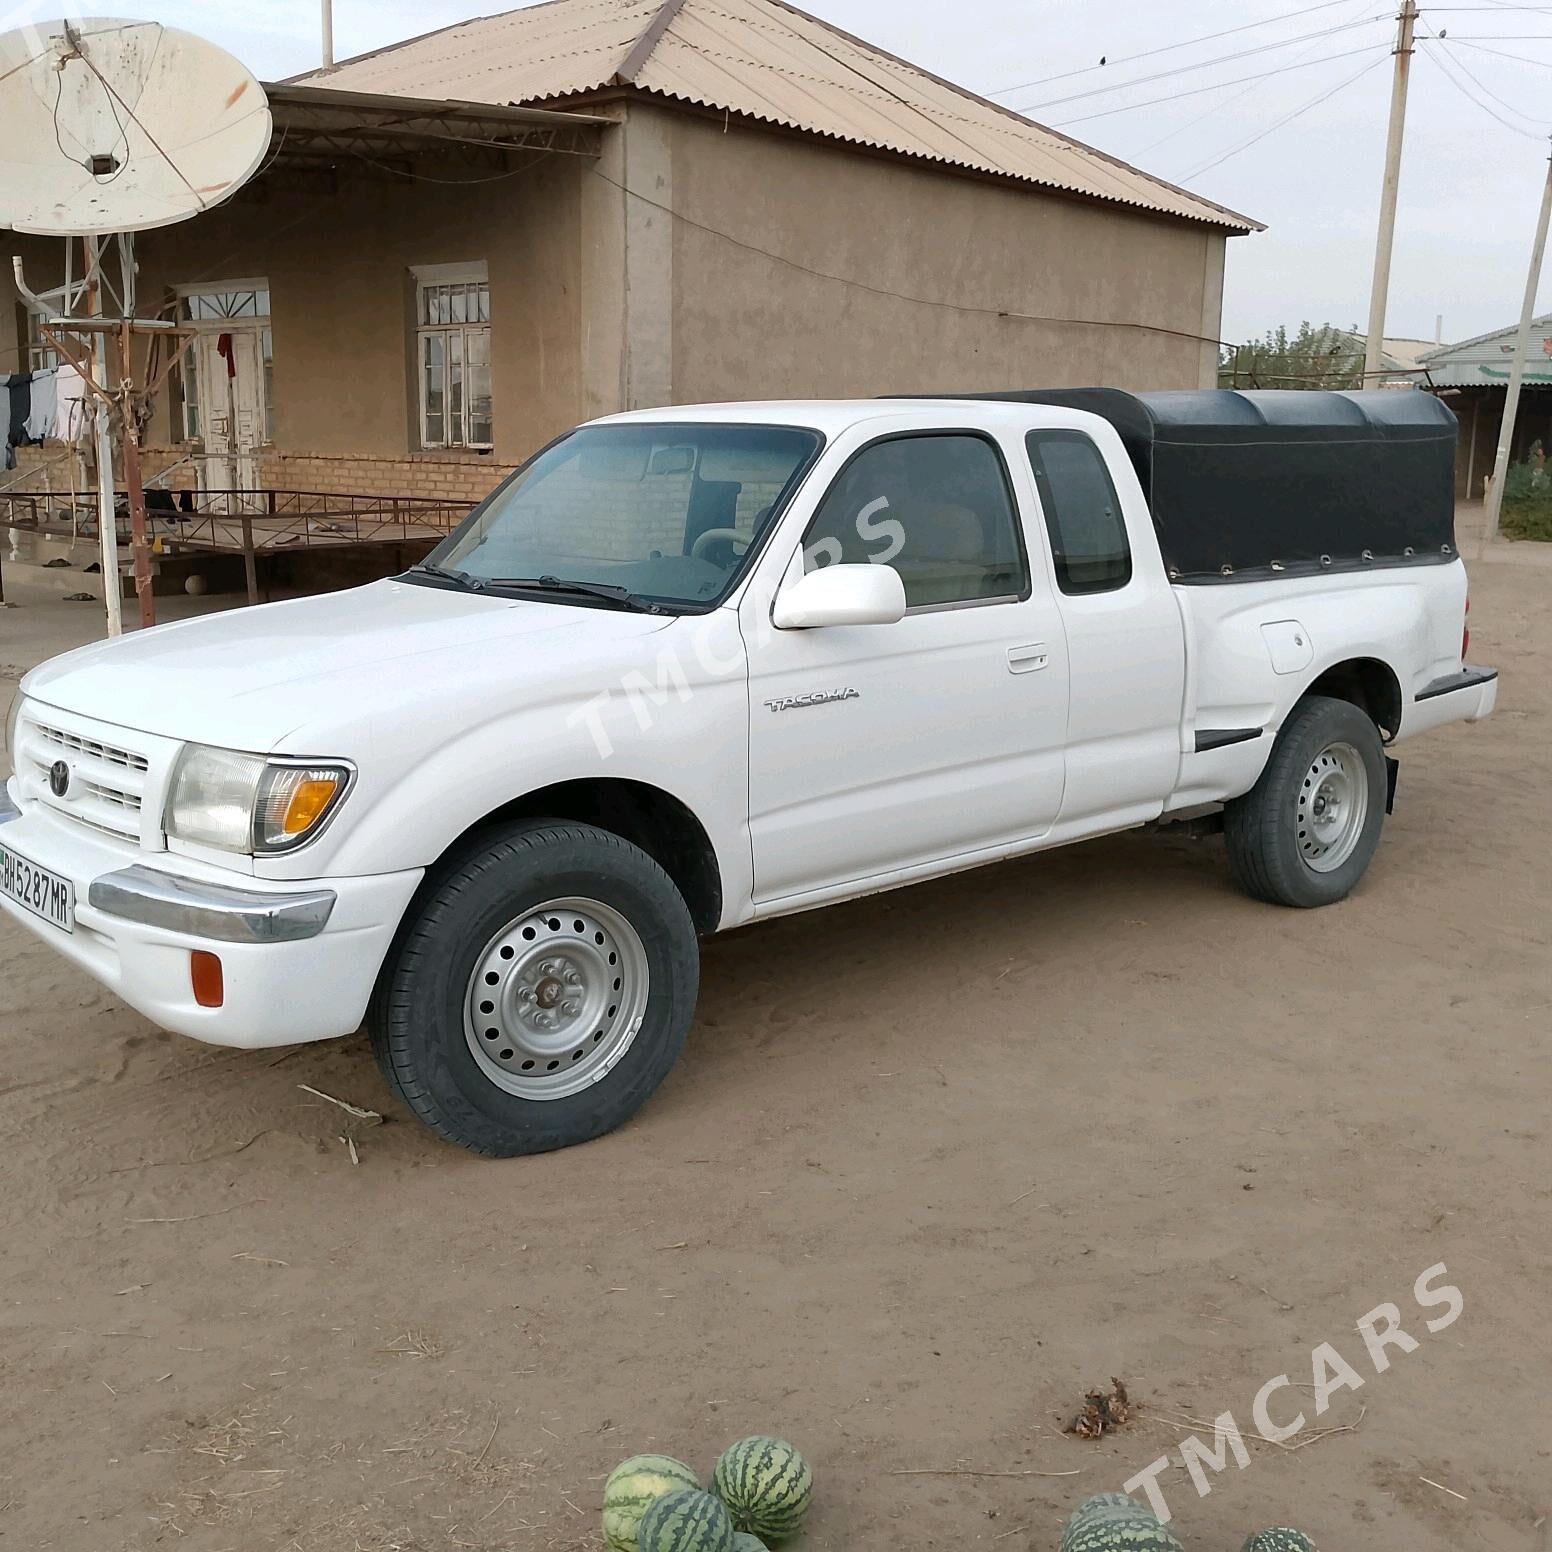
{"left": 595, "top": 398, "right": 1090, "bottom": 435}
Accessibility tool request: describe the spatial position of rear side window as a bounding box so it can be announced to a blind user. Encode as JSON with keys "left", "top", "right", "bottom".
{"left": 1026, "top": 431, "right": 1132, "bottom": 594}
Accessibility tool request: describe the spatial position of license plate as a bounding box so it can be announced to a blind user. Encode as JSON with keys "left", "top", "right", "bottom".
{"left": 0, "top": 841, "right": 75, "bottom": 933}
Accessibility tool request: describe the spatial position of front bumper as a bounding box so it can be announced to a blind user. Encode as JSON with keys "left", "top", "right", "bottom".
{"left": 1, "top": 783, "right": 422, "bottom": 1048}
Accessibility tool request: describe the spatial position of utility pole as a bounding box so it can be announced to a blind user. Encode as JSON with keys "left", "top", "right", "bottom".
{"left": 1484, "top": 140, "right": 1552, "bottom": 541}
{"left": 321, "top": 0, "right": 334, "bottom": 67}
{"left": 84, "top": 235, "right": 123, "bottom": 639}
{"left": 1364, "top": 0, "right": 1418, "bottom": 384}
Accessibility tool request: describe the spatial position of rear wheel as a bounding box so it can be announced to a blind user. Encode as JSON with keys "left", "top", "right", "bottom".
{"left": 1223, "top": 695, "right": 1387, "bottom": 908}
{"left": 370, "top": 821, "right": 699, "bottom": 1156}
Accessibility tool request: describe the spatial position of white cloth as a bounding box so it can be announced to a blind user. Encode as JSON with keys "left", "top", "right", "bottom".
{"left": 23, "top": 366, "right": 56, "bottom": 442}
{"left": 53, "top": 364, "right": 86, "bottom": 442}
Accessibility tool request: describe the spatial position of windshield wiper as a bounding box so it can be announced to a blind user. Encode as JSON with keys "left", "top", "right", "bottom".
{"left": 405, "top": 561, "right": 489, "bottom": 593}
{"left": 490, "top": 575, "right": 666, "bottom": 615}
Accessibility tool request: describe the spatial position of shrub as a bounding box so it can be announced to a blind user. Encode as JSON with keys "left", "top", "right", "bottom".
{"left": 1499, "top": 452, "right": 1552, "bottom": 541}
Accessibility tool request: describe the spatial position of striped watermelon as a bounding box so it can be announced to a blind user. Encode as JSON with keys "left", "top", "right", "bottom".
{"left": 731, "top": 1537, "right": 767, "bottom": 1552}
{"left": 1059, "top": 1493, "right": 1182, "bottom": 1552}
{"left": 603, "top": 1455, "right": 702, "bottom": 1552}
{"left": 637, "top": 1488, "right": 735, "bottom": 1552}
{"left": 1242, "top": 1532, "right": 1317, "bottom": 1552}
{"left": 1060, "top": 1492, "right": 1142, "bottom": 1547}
{"left": 711, "top": 1436, "right": 813, "bottom": 1541}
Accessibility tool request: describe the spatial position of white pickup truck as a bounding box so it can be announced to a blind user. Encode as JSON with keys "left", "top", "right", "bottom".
{"left": 2, "top": 389, "right": 1497, "bottom": 1156}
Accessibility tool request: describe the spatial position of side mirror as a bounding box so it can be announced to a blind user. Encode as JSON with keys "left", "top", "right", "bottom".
{"left": 772, "top": 563, "right": 907, "bottom": 629}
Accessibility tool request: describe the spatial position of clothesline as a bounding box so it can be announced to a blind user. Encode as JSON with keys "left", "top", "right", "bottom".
{"left": 2, "top": 364, "right": 88, "bottom": 470}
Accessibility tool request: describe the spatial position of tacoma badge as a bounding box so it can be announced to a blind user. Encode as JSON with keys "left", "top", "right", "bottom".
{"left": 764, "top": 688, "right": 860, "bottom": 712}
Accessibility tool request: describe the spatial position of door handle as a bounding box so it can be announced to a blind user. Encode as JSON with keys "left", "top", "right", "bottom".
{"left": 1007, "top": 643, "right": 1049, "bottom": 674}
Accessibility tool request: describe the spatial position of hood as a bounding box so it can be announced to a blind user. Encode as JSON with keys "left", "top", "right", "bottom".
{"left": 22, "top": 579, "right": 674, "bottom": 749}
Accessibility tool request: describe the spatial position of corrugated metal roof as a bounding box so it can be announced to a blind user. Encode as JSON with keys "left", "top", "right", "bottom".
{"left": 296, "top": 0, "right": 1259, "bottom": 231}
{"left": 1419, "top": 314, "right": 1552, "bottom": 388}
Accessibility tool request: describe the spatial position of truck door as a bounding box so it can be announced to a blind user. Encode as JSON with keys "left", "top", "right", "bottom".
{"left": 1023, "top": 428, "right": 1186, "bottom": 829}
{"left": 743, "top": 430, "right": 1069, "bottom": 906}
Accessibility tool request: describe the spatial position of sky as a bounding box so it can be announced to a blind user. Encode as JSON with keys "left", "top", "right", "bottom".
{"left": 11, "top": 0, "right": 1552, "bottom": 346}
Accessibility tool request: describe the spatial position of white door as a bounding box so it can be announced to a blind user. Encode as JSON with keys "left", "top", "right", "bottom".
{"left": 744, "top": 431, "right": 1069, "bottom": 906}
{"left": 196, "top": 330, "right": 264, "bottom": 511}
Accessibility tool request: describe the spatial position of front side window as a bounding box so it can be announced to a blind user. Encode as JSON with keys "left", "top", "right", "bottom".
{"left": 802, "top": 433, "right": 1028, "bottom": 608}
{"left": 428, "top": 422, "right": 821, "bottom": 609}
{"left": 417, "top": 267, "right": 492, "bottom": 449}
{"left": 1026, "top": 431, "right": 1132, "bottom": 594}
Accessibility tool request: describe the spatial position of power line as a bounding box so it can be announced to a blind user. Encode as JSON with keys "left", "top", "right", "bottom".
{"left": 1132, "top": 0, "right": 1380, "bottom": 155}
{"left": 1448, "top": 33, "right": 1552, "bottom": 65}
{"left": 1050, "top": 43, "right": 1392, "bottom": 127}
{"left": 1422, "top": 24, "right": 1552, "bottom": 125}
{"left": 1423, "top": 28, "right": 1552, "bottom": 133}
{"left": 1179, "top": 52, "right": 1390, "bottom": 179}
{"left": 585, "top": 166, "right": 1234, "bottom": 348}
{"left": 988, "top": 0, "right": 1361, "bottom": 97}
{"left": 1013, "top": 13, "right": 1391, "bottom": 115}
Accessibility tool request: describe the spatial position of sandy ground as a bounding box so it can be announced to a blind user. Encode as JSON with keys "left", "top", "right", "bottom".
{"left": 1, "top": 531, "right": 1548, "bottom": 1552}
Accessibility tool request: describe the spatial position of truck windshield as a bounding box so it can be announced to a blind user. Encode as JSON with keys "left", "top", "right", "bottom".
{"left": 419, "top": 422, "right": 823, "bottom": 611}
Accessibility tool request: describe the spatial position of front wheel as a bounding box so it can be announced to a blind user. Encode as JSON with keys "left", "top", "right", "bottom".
{"left": 370, "top": 821, "right": 699, "bottom": 1156}
{"left": 1223, "top": 695, "right": 1387, "bottom": 908}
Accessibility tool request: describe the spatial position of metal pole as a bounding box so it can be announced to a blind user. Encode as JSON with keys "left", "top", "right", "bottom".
{"left": 1485, "top": 141, "right": 1552, "bottom": 541}
{"left": 321, "top": 0, "right": 334, "bottom": 66}
{"left": 84, "top": 235, "right": 123, "bottom": 638}
{"left": 117, "top": 320, "right": 156, "bottom": 628}
{"left": 1364, "top": 0, "right": 1418, "bottom": 383}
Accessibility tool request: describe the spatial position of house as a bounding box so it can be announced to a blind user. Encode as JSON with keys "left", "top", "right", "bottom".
{"left": 1361, "top": 335, "right": 1440, "bottom": 390}
{"left": 1418, "top": 316, "right": 1552, "bottom": 498}
{"left": 1, "top": 0, "right": 1258, "bottom": 567}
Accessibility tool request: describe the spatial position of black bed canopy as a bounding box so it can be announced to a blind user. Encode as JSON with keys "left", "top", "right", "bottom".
{"left": 913, "top": 388, "right": 1459, "bottom": 583}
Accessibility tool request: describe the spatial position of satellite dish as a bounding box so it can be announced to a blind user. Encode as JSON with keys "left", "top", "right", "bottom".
{"left": 0, "top": 17, "right": 271, "bottom": 236}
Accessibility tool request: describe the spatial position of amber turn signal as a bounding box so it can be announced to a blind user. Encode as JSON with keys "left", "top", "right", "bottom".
{"left": 190, "top": 950, "right": 224, "bottom": 1008}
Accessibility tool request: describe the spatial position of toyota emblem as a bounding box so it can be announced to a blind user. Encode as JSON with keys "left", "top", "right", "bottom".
{"left": 48, "top": 760, "right": 71, "bottom": 798}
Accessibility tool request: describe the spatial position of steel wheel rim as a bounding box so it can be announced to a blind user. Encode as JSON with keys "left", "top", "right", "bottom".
{"left": 464, "top": 897, "right": 650, "bottom": 1100}
{"left": 1296, "top": 740, "right": 1368, "bottom": 873}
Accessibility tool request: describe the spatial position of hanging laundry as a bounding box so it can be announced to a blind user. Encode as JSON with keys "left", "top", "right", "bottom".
{"left": 53, "top": 363, "right": 87, "bottom": 441}
{"left": 24, "top": 366, "right": 58, "bottom": 443}
{"left": 2, "top": 371, "right": 32, "bottom": 471}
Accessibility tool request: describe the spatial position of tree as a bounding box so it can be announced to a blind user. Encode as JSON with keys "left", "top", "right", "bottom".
{"left": 1220, "top": 322, "right": 1365, "bottom": 390}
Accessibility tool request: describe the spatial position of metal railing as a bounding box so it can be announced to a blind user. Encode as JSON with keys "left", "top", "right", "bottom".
{"left": 2, "top": 486, "right": 473, "bottom": 548}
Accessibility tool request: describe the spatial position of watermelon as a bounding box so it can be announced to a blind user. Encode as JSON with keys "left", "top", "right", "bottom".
{"left": 712, "top": 1436, "right": 813, "bottom": 1541}
{"left": 1060, "top": 1493, "right": 1183, "bottom": 1552}
{"left": 1242, "top": 1532, "right": 1317, "bottom": 1552}
{"left": 731, "top": 1537, "right": 767, "bottom": 1552}
{"left": 637, "top": 1488, "right": 735, "bottom": 1552}
{"left": 603, "top": 1455, "right": 702, "bottom": 1552}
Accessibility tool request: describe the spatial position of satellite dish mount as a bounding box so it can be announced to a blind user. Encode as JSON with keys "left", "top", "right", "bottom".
{"left": 1, "top": 17, "right": 272, "bottom": 635}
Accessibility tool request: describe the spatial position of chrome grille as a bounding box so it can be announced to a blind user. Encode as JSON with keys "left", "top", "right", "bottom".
{"left": 32, "top": 722, "right": 149, "bottom": 773}
{"left": 20, "top": 712, "right": 151, "bottom": 843}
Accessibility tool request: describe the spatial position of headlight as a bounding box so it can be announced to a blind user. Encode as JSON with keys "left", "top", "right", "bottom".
{"left": 165, "top": 744, "right": 353, "bottom": 855}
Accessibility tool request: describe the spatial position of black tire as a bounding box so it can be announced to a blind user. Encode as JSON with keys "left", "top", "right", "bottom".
{"left": 369, "top": 821, "right": 699, "bottom": 1157}
{"left": 1223, "top": 695, "right": 1387, "bottom": 908}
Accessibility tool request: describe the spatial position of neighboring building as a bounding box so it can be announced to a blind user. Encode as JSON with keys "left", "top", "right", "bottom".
{"left": 1418, "top": 316, "right": 1552, "bottom": 498}
{"left": 2, "top": 0, "right": 1257, "bottom": 527}
{"left": 1360, "top": 335, "right": 1441, "bottom": 389}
